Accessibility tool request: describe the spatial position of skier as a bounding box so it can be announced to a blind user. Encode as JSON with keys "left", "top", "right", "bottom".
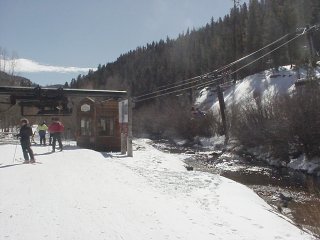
{"left": 16, "top": 118, "right": 35, "bottom": 163}
{"left": 48, "top": 117, "right": 64, "bottom": 152}
{"left": 37, "top": 121, "right": 48, "bottom": 145}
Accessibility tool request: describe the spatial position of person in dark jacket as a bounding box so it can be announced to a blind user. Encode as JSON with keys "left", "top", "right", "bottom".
{"left": 17, "top": 118, "right": 35, "bottom": 163}
{"left": 48, "top": 117, "right": 64, "bottom": 152}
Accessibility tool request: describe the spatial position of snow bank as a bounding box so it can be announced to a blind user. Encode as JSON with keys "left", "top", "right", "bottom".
{"left": 288, "top": 155, "right": 320, "bottom": 176}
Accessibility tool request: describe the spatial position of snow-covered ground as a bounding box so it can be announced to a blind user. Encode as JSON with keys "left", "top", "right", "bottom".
{"left": 0, "top": 139, "right": 316, "bottom": 240}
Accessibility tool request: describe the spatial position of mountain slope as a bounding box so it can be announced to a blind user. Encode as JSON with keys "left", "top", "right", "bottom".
{"left": 0, "top": 71, "right": 33, "bottom": 86}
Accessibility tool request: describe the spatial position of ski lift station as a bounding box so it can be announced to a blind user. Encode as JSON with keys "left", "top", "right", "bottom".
{"left": 77, "top": 97, "right": 126, "bottom": 151}
{"left": 0, "top": 86, "right": 129, "bottom": 152}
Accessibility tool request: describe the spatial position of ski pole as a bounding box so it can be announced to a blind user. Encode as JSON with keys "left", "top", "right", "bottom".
{"left": 13, "top": 140, "right": 18, "bottom": 163}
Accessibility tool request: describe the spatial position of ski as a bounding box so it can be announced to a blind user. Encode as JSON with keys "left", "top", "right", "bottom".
{"left": 14, "top": 158, "right": 41, "bottom": 164}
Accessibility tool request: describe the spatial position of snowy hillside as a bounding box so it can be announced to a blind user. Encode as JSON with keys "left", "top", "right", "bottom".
{"left": 194, "top": 65, "right": 320, "bottom": 174}
{"left": 0, "top": 139, "right": 315, "bottom": 240}
{"left": 196, "top": 65, "right": 320, "bottom": 112}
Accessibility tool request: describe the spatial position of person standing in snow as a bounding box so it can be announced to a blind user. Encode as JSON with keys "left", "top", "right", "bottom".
{"left": 17, "top": 118, "right": 35, "bottom": 163}
{"left": 37, "top": 121, "right": 48, "bottom": 145}
{"left": 48, "top": 117, "right": 64, "bottom": 152}
{"left": 48, "top": 132, "right": 53, "bottom": 146}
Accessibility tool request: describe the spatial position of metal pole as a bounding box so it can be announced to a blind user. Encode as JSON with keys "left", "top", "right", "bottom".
{"left": 121, "top": 132, "right": 126, "bottom": 154}
{"left": 127, "top": 97, "right": 133, "bottom": 157}
{"left": 119, "top": 100, "right": 128, "bottom": 155}
{"left": 217, "top": 85, "right": 228, "bottom": 144}
{"left": 232, "top": 0, "right": 239, "bottom": 84}
{"left": 306, "top": 25, "right": 316, "bottom": 78}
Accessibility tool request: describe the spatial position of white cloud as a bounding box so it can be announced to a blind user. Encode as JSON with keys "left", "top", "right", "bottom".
{"left": 3, "top": 58, "right": 96, "bottom": 73}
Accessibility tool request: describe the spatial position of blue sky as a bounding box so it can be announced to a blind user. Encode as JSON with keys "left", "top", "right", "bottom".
{"left": 1, "top": 0, "right": 239, "bottom": 86}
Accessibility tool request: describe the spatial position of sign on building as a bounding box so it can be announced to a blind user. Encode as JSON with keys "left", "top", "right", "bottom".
{"left": 80, "top": 103, "right": 91, "bottom": 112}
{"left": 118, "top": 100, "right": 128, "bottom": 123}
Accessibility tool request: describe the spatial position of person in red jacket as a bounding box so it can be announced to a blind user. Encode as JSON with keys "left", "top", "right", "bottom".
{"left": 48, "top": 117, "right": 64, "bottom": 152}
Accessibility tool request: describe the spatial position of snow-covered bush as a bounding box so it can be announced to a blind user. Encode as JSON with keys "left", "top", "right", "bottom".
{"left": 229, "top": 94, "right": 291, "bottom": 162}
{"left": 287, "top": 80, "right": 320, "bottom": 158}
{"left": 230, "top": 79, "right": 320, "bottom": 161}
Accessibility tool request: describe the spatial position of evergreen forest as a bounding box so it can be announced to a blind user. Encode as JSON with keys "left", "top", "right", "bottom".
{"left": 70, "top": 0, "right": 320, "bottom": 97}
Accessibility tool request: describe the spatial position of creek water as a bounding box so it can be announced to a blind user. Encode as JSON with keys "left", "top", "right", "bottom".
{"left": 152, "top": 140, "right": 320, "bottom": 238}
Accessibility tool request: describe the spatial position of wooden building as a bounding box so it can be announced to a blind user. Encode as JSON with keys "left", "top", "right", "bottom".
{"left": 76, "top": 97, "right": 121, "bottom": 151}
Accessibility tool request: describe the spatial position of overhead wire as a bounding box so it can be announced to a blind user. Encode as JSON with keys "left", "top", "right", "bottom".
{"left": 134, "top": 75, "right": 202, "bottom": 100}
{"left": 134, "top": 32, "right": 293, "bottom": 101}
{"left": 134, "top": 25, "right": 317, "bottom": 103}
{"left": 201, "top": 25, "right": 317, "bottom": 89}
{"left": 185, "top": 30, "right": 312, "bottom": 90}
{"left": 137, "top": 32, "right": 292, "bottom": 99}
{"left": 134, "top": 76, "right": 222, "bottom": 103}
{"left": 207, "top": 33, "right": 291, "bottom": 76}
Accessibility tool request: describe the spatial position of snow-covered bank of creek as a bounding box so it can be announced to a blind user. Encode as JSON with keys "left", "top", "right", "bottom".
{"left": 152, "top": 138, "right": 320, "bottom": 237}
{"left": 0, "top": 139, "right": 316, "bottom": 240}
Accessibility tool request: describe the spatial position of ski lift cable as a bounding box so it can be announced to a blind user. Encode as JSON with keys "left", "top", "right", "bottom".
{"left": 178, "top": 33, "right": 294, "bottom": 87}
{"left": 213, "top": 24, "right": 319, "bottom": 75}
{"left": 199, "top": 27, "right": 315, "bottom": 89}
{"left": 229, "top": 29, "right": 310, "bottom": 77}
{"left": 135, "top": 32, "right": 293, "bottom": 99}
{"left": 134, "top": 25, "right": 317, "bottom": 102}
{"left": 208, "top": 33, "right": 292, "bottom": 75}
{"left": 134, "top": 33, "right": 301, "bottom": 103}
{"left": 134, "top": 32, "right": 305, "bottom": 103}
{"left": 156, "top": 76, "right": 202, "bottom": 91}
{"left": 134, "top": 30, "right": 301, "bottom": 100}
{"left": 133, "top": 76, "right": 222, "bottom": 102}
{"left": 137, "top": 31, "right": 295, "bottom": 101}
{"left": 134, "top": 76, "right": 223, "bottom": 103}
{"left": 199, "top": 25, "right": 318, "bottom": 88}
{"left": 134, "top": 76, "right": 203, "bottom": 100}
{"left": 135, "top": 77, "right": 222, "bottom": 99}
